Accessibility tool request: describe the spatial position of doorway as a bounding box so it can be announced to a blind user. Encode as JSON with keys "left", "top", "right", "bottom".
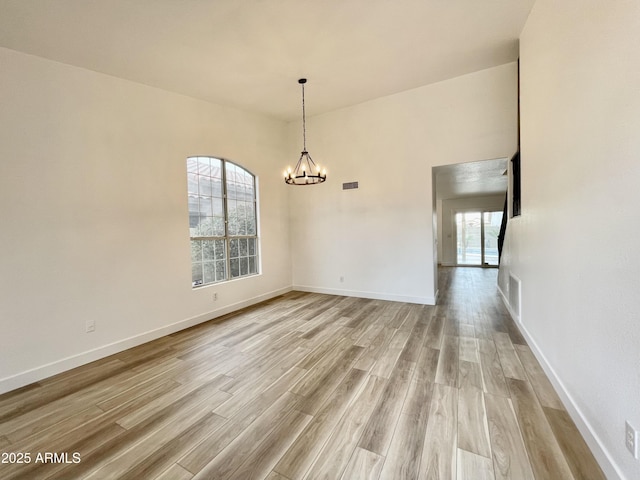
{"left": 455, "top": 210, "right": 503, "bottom": 266}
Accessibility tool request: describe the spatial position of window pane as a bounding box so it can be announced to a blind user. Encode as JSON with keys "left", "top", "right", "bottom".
{"left": 483, "top": 211, "right": 503, "bottom": 266}
{"left": 211, "top": 216, "right": 225, "bottom": 237}
{"left": 214, "top": 239, "right": 225, "bottom": 260}
{"left": 249, "top": 256, "right": 256, "bottom": 274}
{"left": 187, "top": 157, "right": 199, "bottom": 173}
{"left": 199, "top": 197, "right": 213, "bottom": 216}
{"left": 212, "top": 197, "right": 224, "bottom": 217}
{"left": 230, "top": 258, "right": 240, "bottom": 278}
{"left": 239, "top": 238, "right": 248, "bottom": 257}
{"left": 197, "top": 157, "right": 211, "bottom": 176}
{"left": 456, "top": 212, "right": 482, "bottom": 265}
{"left": 229, "top": 238, "right": 239, "bottom": 258}
{"left": 202, "top": 240, "right": 215, "bottom": 261}
{"left": 240, "top": 257, "right": 248, "bottom": 276}
{"left": 227, "top": 200, "right": 238, "bottom": 235}
{"left": 215, "top": 260, "right": 226, "bottom": 281}
{"left": 187, "top": 173, "right": 199, "bottom": 195}
{"left": 248, "top": 238, "right": 255, "bottom": 256}
{"left": 191, "top": 240, "right": 202, "bottom": 263}
{"left": 198, "top": 216, "right": 213, "bottom": 236}
{"left": 192, "top": 263, "right": 203, "bottom": 286}
{"left": 188, "top": 195, "right": 199, "bottom": 215}
{"left": 199, "top": 176, "right": 213, "bottom": 197}
{"left": 203, "top": 262, "right": 216, "bottom": 284}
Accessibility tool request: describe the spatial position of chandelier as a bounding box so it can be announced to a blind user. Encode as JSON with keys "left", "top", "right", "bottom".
{"left": 284, "top": 78, "right": 327, "bottom": 185}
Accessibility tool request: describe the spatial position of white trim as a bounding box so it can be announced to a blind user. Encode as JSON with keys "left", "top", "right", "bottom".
{"left": 498, "top": 286, "right": 626, "bottom": 480}
{"left": 0, "top": 286, "right": 292, "bottom": 395}
{"left": 293, "top": 284, "right": 435, "bottom": 305}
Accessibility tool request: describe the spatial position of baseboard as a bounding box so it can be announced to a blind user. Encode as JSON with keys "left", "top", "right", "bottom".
{"left": 292, "top": 284, "right": 436, "bottom": 305}
{"left": 0, "top": 286, "right": 292, "bottom": 395}
{"left": 498, "top": 287, "right": 625, "bottom": 480}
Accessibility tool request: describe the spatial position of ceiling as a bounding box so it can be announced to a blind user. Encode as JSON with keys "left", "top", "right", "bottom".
{"left": 0, "top": 0, "right": 535, "bottom": 121}
{"left": 434, "top": 158, "right": 508, "bottom": 201}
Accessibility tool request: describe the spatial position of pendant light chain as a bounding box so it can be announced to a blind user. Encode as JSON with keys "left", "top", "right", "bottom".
{"left": 301, "top": 82, "right": 307, "bottom": 152}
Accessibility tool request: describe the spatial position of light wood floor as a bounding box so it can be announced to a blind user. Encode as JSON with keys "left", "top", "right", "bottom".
{"left": 0, "top": 267, "right": 605, "bottom": 480}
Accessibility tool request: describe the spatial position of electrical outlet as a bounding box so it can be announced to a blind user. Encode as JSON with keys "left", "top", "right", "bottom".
{"left": 339, "top": 276, "right": 344, "bottom": 283}
{"left": 85, "top": 320, "right": 95, "bottom": 333}
{"left": 213, "top": 292, "right": 218, "bottom": 301}
{"left": 626, "top": 421, "right": 639, "bottom": 458}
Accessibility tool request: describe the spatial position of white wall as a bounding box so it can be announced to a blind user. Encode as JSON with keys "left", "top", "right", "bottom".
{"left": 499, "top": 1, "right": 640, "bottom": 478}
{"left": 0, "top": 48, "right": 292, "bottom": 393}
{"left": 288, "top": 64, "right": 517, "bottom": 304}
{"left": 439, "top": 194, "right": 505, "bottom": 266}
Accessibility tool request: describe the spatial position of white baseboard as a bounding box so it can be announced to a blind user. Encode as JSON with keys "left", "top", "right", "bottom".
{"left": 292, "top": 284, "right": 436, "bottom": 305}
{"left": 0, "top": 286, "right": 292, "bottom": 395}
{"left": 498, "top": 286, "right": 625, "bottom": 480}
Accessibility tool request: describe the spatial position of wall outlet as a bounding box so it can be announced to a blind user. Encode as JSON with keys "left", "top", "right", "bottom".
{"left": 213, "top": 292, "right": 218, "bottom": 301}
{"left": 626, "top": 421, "right": 639, "bottom": 459}
{"left": 339, "top": 276, "right": 344, "bottom": 283}
{"left": 85, "top": 319, "right": 95, "bottom": 333}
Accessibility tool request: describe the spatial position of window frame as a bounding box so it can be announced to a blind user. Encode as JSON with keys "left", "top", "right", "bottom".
{"left": 187, "top": 156, "right": 259, "bottom": 288}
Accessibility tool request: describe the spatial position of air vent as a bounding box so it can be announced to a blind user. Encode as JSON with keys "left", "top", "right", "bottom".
{"left": 343, "top": 181, "right": 359, "bottom": 190}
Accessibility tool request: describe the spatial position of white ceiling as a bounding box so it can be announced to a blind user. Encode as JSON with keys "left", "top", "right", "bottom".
{"left": 0, "top": 0, "right": 535, "bottom": 121}
{"left": 434, "top": 157, "right": 508, "bottom": 201}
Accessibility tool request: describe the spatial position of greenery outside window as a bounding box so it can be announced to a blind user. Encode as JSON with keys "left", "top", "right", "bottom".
{"left": 187, "top": 156, "right": 259, "bottom": 287}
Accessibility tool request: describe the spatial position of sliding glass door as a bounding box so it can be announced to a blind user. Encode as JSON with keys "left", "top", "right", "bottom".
{"left": 456, "top": 210, "right": 503, "bottom": 266}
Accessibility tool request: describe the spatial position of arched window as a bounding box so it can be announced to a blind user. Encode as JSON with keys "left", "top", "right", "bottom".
{"left": 187, "top": 156, "right": 259, "bottom": 287}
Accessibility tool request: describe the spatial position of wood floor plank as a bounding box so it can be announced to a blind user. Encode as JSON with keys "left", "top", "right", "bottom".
{"left": 291, "top": 343, "right": 363, "bottom": 397}
{"left": 353, "top": 327, "right": 395, "bottom": 372}
{"left": 435, "top": 335, "right": 459, "bottom": 386}
{"left": 370, "top": 329, "right": 411, "bottom": 378}
{"left": 414, "top": 346, "right": 439, "bottom": 384}
{"left": 459, "top": 336, "right": 479, "bottom": 363}
{"left": 424, "top": 315, "right": 445, "bottom": 349}
{"left": 116, "top": 376, "right": 231, "bottom": 430}
{"left": 507, "top": 378, "right": 575, "bottom": 479}
{"left": 358, "top": 360, "right": 414, "bottom": 455}
{"left": 86, "top": 410, "right": 226, "bottom": 480}
{"left": 478, "top": 339, "right": 509, "bottom": 397}
{"left": 154, "top": 463, "right": 193, "bottom": 480}
{"left": 266, "top": 471, "right": 290, "bottom": 480}
{"left": 181, "top": 369, "right": 305, "bottom": 473}
{"left": 274, "top": 368, "right": 367, "bottom": 480}
{"left": 493, "top": 333, "right": 526, "bottom": 380}
{"left": 229, "top": 410, "right": 312, "bottom": 480}
{"left": 379, "top": 380, "right": 433, "bottom": 480}
{"left": 340, "top": 447, "right": 384, "bottom": 480}
{"left": 295, "top": 346, "right": 364, "bottom": 416}
{"left": 543, "top": 406, "right": 607, "bottom": 480}
{"left": 303, "top": 375, "right": 387, "bottom": 480}
{"left": 481, "top": 393, "right": 534, "bottom": 480}
{"left": 188, "top": 392, "right": 299, "bottom": 479}
{"left": 457, "top": 448, "right": 494, "bottom": 480}
{"left": 515, "top": 344, "right": 565, "bottom": 410}
{"left": 419, "top": 383, "right": 458, "bottom": 480}
{"left": 458, "top": 360, "right": 483, "bottom": 390}
{"left": 457, "top": 385, "right": 491, "bottom": 458}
